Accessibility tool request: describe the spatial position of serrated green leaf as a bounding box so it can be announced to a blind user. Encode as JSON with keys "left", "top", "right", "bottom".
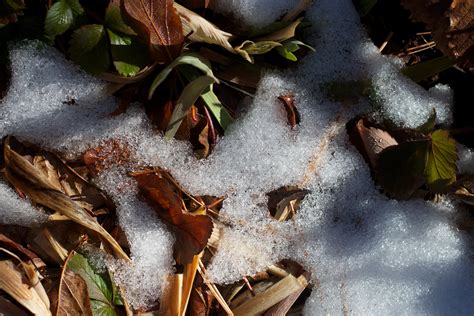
{"left": 377, "top": 140, "right": 428, "bottom": 199}
{"left": 107, "top": 29, "right": 147, "bottom": 77}
{"left": 67, "top": 253, "right": 113, "bottom": 304}
{"left": 69, "top": 24, "right": 110, "bottom": 74}
{"left": 165, "top": 75, "right": 217, "bottom": 139}
{"left": 104, "top": 0, "right": 136, "bottom": 36}
{"left": 416, "top": 109, "right": 436, "bottom": 134}
{"left": 424, "top": 130, "right": 458, "bottom": 192}
{"left": 149, "top": 53, "right": 216, "bottom": 99}
{"left": 90, "top": 300, "right": 116, "bottom": 316}
{"left": 44, "top": 0, "right": 84, "bottom": 38}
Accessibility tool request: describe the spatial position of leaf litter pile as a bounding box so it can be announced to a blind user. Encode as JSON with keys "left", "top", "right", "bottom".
{"left": 1, "top": 0, "right": 474, "bottom": 314}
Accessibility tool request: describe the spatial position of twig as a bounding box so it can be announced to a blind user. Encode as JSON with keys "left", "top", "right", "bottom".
{"left": 198, "top": 260, "right": 234, "bottom": 315}
{"left": 378, "top": 31, "right": 393, "bottom": 53}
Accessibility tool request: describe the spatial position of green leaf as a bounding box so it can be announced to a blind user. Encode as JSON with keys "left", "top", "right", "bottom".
{"left": 69, "top": 24, "right": 110, "bottom": 74}
{"left": 416, "top": 109, "right": 436, "bottom": 134}
{"left": 165, "top": 75, "right": 217, "bottom": 139}
{"left": 234, "top": 40, "right": 282, "bottom": 63}
{"left": 424, "top": 130, "right": 458, "bottom": 192}
{"left": 104, "top": 0, "right": 136, "bottom": 36}
{"left": 377, "top": 140, "right": 428, "bottom": 199}
{"left": 44, "top": 0, "right": 84, "bottom": 38}
{"left": 276, "top": 39, "right": 315, "bottom": 61}
{"left": 402, "top": 56, "right": 455, "bottom": 82}
{"left": 180, "top": 66, "right": 234, "bottom": 131}
{"left": 107, "top": 29, "right": 148, "bottom": 77}
{"left": 67, "top": 253, "right": 113, "bottom": 303}
{"left": 148, "top": 53, "right": 216, "bottom": 99}
{"left": 90, "top": 300, "right": 116, "bottom": 316}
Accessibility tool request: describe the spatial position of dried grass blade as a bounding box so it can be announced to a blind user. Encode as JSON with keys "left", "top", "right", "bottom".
{"left": 0, "top": 260, "right": 51, "bottom": 316}
{"left": 232, "top": 274, "right": 308, "bottom": 316}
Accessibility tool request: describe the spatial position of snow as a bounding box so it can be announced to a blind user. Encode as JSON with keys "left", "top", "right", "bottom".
{"left": 211, "top": 0, "right": 299, "bottom": 29}
{"left": 1, "top": 0, "right": 473, "bottom": 313}
{"left": 0, "top": 182, "right": 48, "bottom": 226}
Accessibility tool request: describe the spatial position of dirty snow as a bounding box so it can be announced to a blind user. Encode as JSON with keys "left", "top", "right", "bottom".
{"left": 1, "top": 0, "right": 474, "bottom": 313}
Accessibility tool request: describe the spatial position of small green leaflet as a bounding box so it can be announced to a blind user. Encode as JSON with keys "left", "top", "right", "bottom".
{"left": 165, "top": 75, "right": 217, "bottom": 139}
{"left": 104, "top": 0, "right": 136, "bottom": 36}
{"left": 180, "top": 66, "right": 234, "bottom": 131}
{"left": 44, "top": 0, "right": 84, "bottom": 39}
{"left": 68, "top": 252, "right": 122, "bottom": 316}
{"left": 107, "top": 29, "right": 148, "bottom": 77}
{"left": 234, "top": 40, "right": 282, "bottom": 63}
{"left": 69, "top": 24, "right": 110, "bottom": 74}
{"left": 424, "top": 130, "right": 458, "bottom": 193}
{"left": 149, "top": 53, "right": 217, "bottom": 99}
{"left": 276, "top": 39, "right": 315, "bottom": 61}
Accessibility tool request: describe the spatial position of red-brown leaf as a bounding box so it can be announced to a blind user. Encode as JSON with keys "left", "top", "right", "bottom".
{"left": 122, "top": 0, "right": 184, "bottom": 63}
{"left": 278, "top": 95, "right": 300, "bottom": 128}
{"left": 133, "top": 173, "right": 213, "bottom": 265}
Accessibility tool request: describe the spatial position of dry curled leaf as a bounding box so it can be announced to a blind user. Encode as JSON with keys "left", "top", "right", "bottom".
{"left": 174, "top": 2, "right": 234, "bottom": 52}
{"left": 57, "top": 270, "right": 93, "bottom": 316}
{"left": 278, "top": 95, "right": 300, "bottom": 128}
{"left": 401, "top": 0, "right": 474, "bottom": 67}
{"left": 2, "top": 136, "right": 129, "bottom": 261}
{"left": 133, "top": 172, "right": 213, "bottom": 265}
{"left": 122, "top": 0, "right": 184, "bottom": 63}
{"left": 354, "top": 119, "right": 398, "bottom": 168}
{"left": 0, "top": 260, "right": 51, "bottom": 316}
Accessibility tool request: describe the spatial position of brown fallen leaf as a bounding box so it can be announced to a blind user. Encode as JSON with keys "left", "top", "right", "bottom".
{"left": 133, "top": 172, "right": 213, "bottom": 265}
{"left": 401, "top": 0, "right": 474, "bottom": 66}
{"left": 0, "top": 295, "right": 29, "bottom": 316}
{"left": 0, "top": 260, "right": 51, "bottom": 316}
{"left": 3, "top": 136, "right": 129, "bottom": 261}
{"left": 278, "top": 94, "right": 301, "bottom": 128}
{"left": 122, "top": 0, "right": 184, "bottom": 63}
{"left": 0, "top": 233, "right": 45, "bottom": 269}
{"left": 190, "top": 117, "right": 211, "bottom": 159}
{"left": 57, "top": 253, "right": 93, "bottom": 316}
{"left": 353, "top": 119, "right": 398, "bottom": 168}
{"left": 266, "top": 186, "right": 309, "bottom": 221}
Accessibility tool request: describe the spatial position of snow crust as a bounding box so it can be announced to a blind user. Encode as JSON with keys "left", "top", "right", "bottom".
{"left": 1, "top": 0, "right": 473, "bottom": 313}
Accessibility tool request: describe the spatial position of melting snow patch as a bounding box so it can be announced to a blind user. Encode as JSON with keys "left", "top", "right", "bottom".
{"left": 1, "top": 0, "right": 473, "bottom": 313}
